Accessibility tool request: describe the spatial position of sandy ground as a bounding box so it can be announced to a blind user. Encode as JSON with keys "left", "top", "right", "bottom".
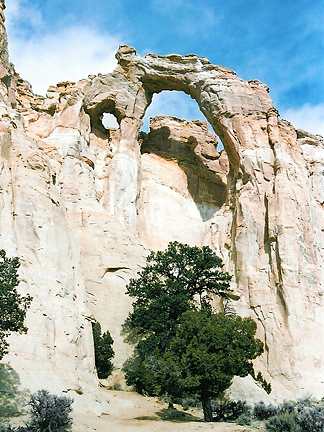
{"left": 72, "top": 390, "right": 265, "bottom": 432}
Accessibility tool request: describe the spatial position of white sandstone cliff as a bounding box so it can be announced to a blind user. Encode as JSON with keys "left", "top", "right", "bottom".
{"left": 1, "top": 0, "right": 324, "bottom": 411}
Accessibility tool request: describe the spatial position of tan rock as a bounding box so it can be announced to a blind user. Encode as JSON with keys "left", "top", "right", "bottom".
{"left": 0, "top": 1, "right": 9, "bottom": 72}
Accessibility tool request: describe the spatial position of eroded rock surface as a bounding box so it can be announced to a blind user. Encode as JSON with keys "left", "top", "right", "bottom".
{"left": 138, "top": 116, "right": 228, "bottom": 247}
{"left": 1, "top": 0, "right": 324, "bottom": 410}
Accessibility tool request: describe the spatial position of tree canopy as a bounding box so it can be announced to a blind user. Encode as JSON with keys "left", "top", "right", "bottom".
{"left": 159, "top": 310, "right": 263, "bottom": 421}
{"left": 123, "top": 241, "right": 232, "bottom": 346}
{"left": 0, "top": 250, "right": 32, "bottom": 359}
{"left": 123, "top": 242, "right": 265, "bottom": 421}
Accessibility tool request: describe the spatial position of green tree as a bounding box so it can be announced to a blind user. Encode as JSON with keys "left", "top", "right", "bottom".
{"left": 158, "top": 310, "right": 264, "bottom": 422}
{"left": 92, "top": 321, "right": 114, "bottom": 379}
{"left": 0, "top": 250, "right": 32, "bottom": 359}
{"left": 123, "top": 241, "right": 232, "bottom": 348}
{"left": 123, "top": 242, "right": 266, "bottom": 422}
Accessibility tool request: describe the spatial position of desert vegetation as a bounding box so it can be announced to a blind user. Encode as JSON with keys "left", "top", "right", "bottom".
{"left": 0, "top": 390, "right": 73, "bottom": 432}
{"left": 122, "top": 241, "right": 267, "bottom": 422}
{"left": 1, "top": 245, "right": 324, "bottom": 430}
{"left": 91, "top": 321, "right": 114, "bottom": 379}
{"left": 0, "top": 250, "right": 32, "bottom": 360}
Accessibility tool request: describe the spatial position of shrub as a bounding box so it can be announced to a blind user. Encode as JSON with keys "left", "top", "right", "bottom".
{"left": 27, "top": 389, "right": 73, "bottom": 432}
{"left": 253, "top": 401, "right": 278, "bottom": 420}
{"left": 296, "top": 404, "right": 324, "bottom": 432}
{"left": 278, "top": 401, "right": 296, "bottom": 415}
{"left": 0, "top": 423, "right": 18, "bottom": 432}
{"left": 137, "top": 130, "right": 148, "bottom": 142}
{"left": 295, "top": 396, "right": 312, "bottom": 411}
{"left": 253, "top": 397, "right": 324, "bottom": 432}
{"left": 237, "top": 411, "right": 252, "bottom": 425}
{"left": 265, "top": 412, "right": 299, "bottom": 432}
{"left": 211, "top": 398, "right": 251, "bottom": 422}
{"left": 181, "top": 397, "right": 202, "bottom": 411}
{"left": 0, "top": 250, "right": 32, "bottom": 359}
{"left": 92, "top": 321, "right": 114, "bottom": 379}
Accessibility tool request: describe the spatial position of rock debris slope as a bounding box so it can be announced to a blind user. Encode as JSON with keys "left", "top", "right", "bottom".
{"left": 1, "top": 0, "right": 324, "bottom": 408}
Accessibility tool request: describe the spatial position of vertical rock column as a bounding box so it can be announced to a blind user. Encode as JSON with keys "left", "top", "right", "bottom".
{"left": 84, "top": 61, "right": 152, "bottom": 233}
{"left": 0, "top": 0, "right": 16, "bottom": 108}
{"left": 0, "top": 0, "right": 9, "bottom": 74}
{"left": 103, "top": 116, "right": 143, "bottom": 232}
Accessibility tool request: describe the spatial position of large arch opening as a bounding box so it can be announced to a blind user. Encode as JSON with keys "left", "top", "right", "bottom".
{"left": 137, "top": 90, "right": 229, "bottom": 247}
{"left": 142, "top": 91, "right": 216, "bottom": 137}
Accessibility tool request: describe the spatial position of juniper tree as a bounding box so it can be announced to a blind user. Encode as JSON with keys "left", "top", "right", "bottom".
{"left": 0, "top": 250, "right": 32, "bottom": 359}
{"left": 123, "top": 242, "right": 265, "bottom": 421}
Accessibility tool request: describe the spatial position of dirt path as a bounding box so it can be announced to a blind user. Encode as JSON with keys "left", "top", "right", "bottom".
{"left": 72, "top": 390, "right": 264, "bottom": 432}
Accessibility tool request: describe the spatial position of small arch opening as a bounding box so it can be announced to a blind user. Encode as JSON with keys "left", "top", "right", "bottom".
{"left": 102, "top": 113, "right": 119, "bottom": 130}
{"left": 88, "top": 99, "right": 121, "bottom": 138}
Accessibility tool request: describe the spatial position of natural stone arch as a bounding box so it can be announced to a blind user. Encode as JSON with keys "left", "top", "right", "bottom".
{"left": 114, "top": 45, "right": 276, "bottom": 170}
{"left": 85, "top": 45, "right": 278, "bottom": 171}
{"left": 83, "top": 45, "right": 277, "bottom": 230}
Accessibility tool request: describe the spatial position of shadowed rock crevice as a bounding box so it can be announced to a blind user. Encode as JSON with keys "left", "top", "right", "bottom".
{"left": 141, "top": 116, "right": 228, "bottom": 221}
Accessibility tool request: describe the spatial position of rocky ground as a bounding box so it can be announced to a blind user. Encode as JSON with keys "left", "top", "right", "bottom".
{"left": 72, "top": 390, "right": 265, "bottom": 432}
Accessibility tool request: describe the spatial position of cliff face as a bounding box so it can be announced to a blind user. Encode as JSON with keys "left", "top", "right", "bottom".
{"left": 1, "top": 3, "right": 324, "bottom": 408}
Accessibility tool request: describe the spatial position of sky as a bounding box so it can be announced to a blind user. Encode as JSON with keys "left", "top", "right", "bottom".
{"left": 4, "top": 0, "right": 324, "bottom": 135}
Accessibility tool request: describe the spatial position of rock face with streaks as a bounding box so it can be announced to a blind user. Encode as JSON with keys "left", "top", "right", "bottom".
{"left": 1, "top": 0, "right": 324, "bottom": 410}
{"left": 138, "top": 116, "right": 229, "bottom": 248}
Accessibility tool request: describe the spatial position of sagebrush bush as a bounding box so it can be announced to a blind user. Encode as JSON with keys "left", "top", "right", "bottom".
{"left": 237, "top": 411, "right": 252, "bottom": 425}
{"left": 27, "top": 389, "right": 73, "bottom": 432}
{"left": 263, "top": 398, "right": 324, "bottom": 432}
{"left": 277, "top": 401, "right": 295, "bottom": 415}
{"left": 0, "top": 422, "right": 25, "bottom": 432}
{"left": 0, "top": 423, "right": 16, "bottom": 432}
{"left": 295, "top": 396, "right": 312, "bottom": 411}
{"left": 0, "top": 390, "right": 73, "bottom": 432}
{"left": 253, "top": 401, "right": 278, "bottom": 420}
{"left": 180, "top": 396, "right": 202, "bottom": 410}
{"left": 265, "top": 412, "right": 299, "bottom": 432}
{"left": 296, "top": 404, "right": 324, "bottom": 432}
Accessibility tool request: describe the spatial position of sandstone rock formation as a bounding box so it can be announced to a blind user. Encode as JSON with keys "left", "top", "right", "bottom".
{"left": 1, "top": 0, "right": 324, "bottom": 412}
{"left": 138, "top": 116, "right": 228, "bottom": 247}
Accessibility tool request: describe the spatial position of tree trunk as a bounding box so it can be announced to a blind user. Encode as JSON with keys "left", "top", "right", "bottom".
{"left": 201, "top": 393, "right": 213, "bottom": 422}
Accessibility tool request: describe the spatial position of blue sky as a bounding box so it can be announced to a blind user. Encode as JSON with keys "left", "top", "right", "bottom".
{"left": 4, "top": 0, "right": 324, "bottom": 135}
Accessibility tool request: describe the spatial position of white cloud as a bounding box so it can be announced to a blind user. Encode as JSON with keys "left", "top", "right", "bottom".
{"left": 281, "top": 104, "right": 324, "bottom": 137}
{"left": 5, "top": 0, "right": 43, "bottom": 32}
{"left": 5, "top": 0, "right": 121, "bottom": 95}
{"left": 7, "top": 26, "right": 120, "bottom": 95}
